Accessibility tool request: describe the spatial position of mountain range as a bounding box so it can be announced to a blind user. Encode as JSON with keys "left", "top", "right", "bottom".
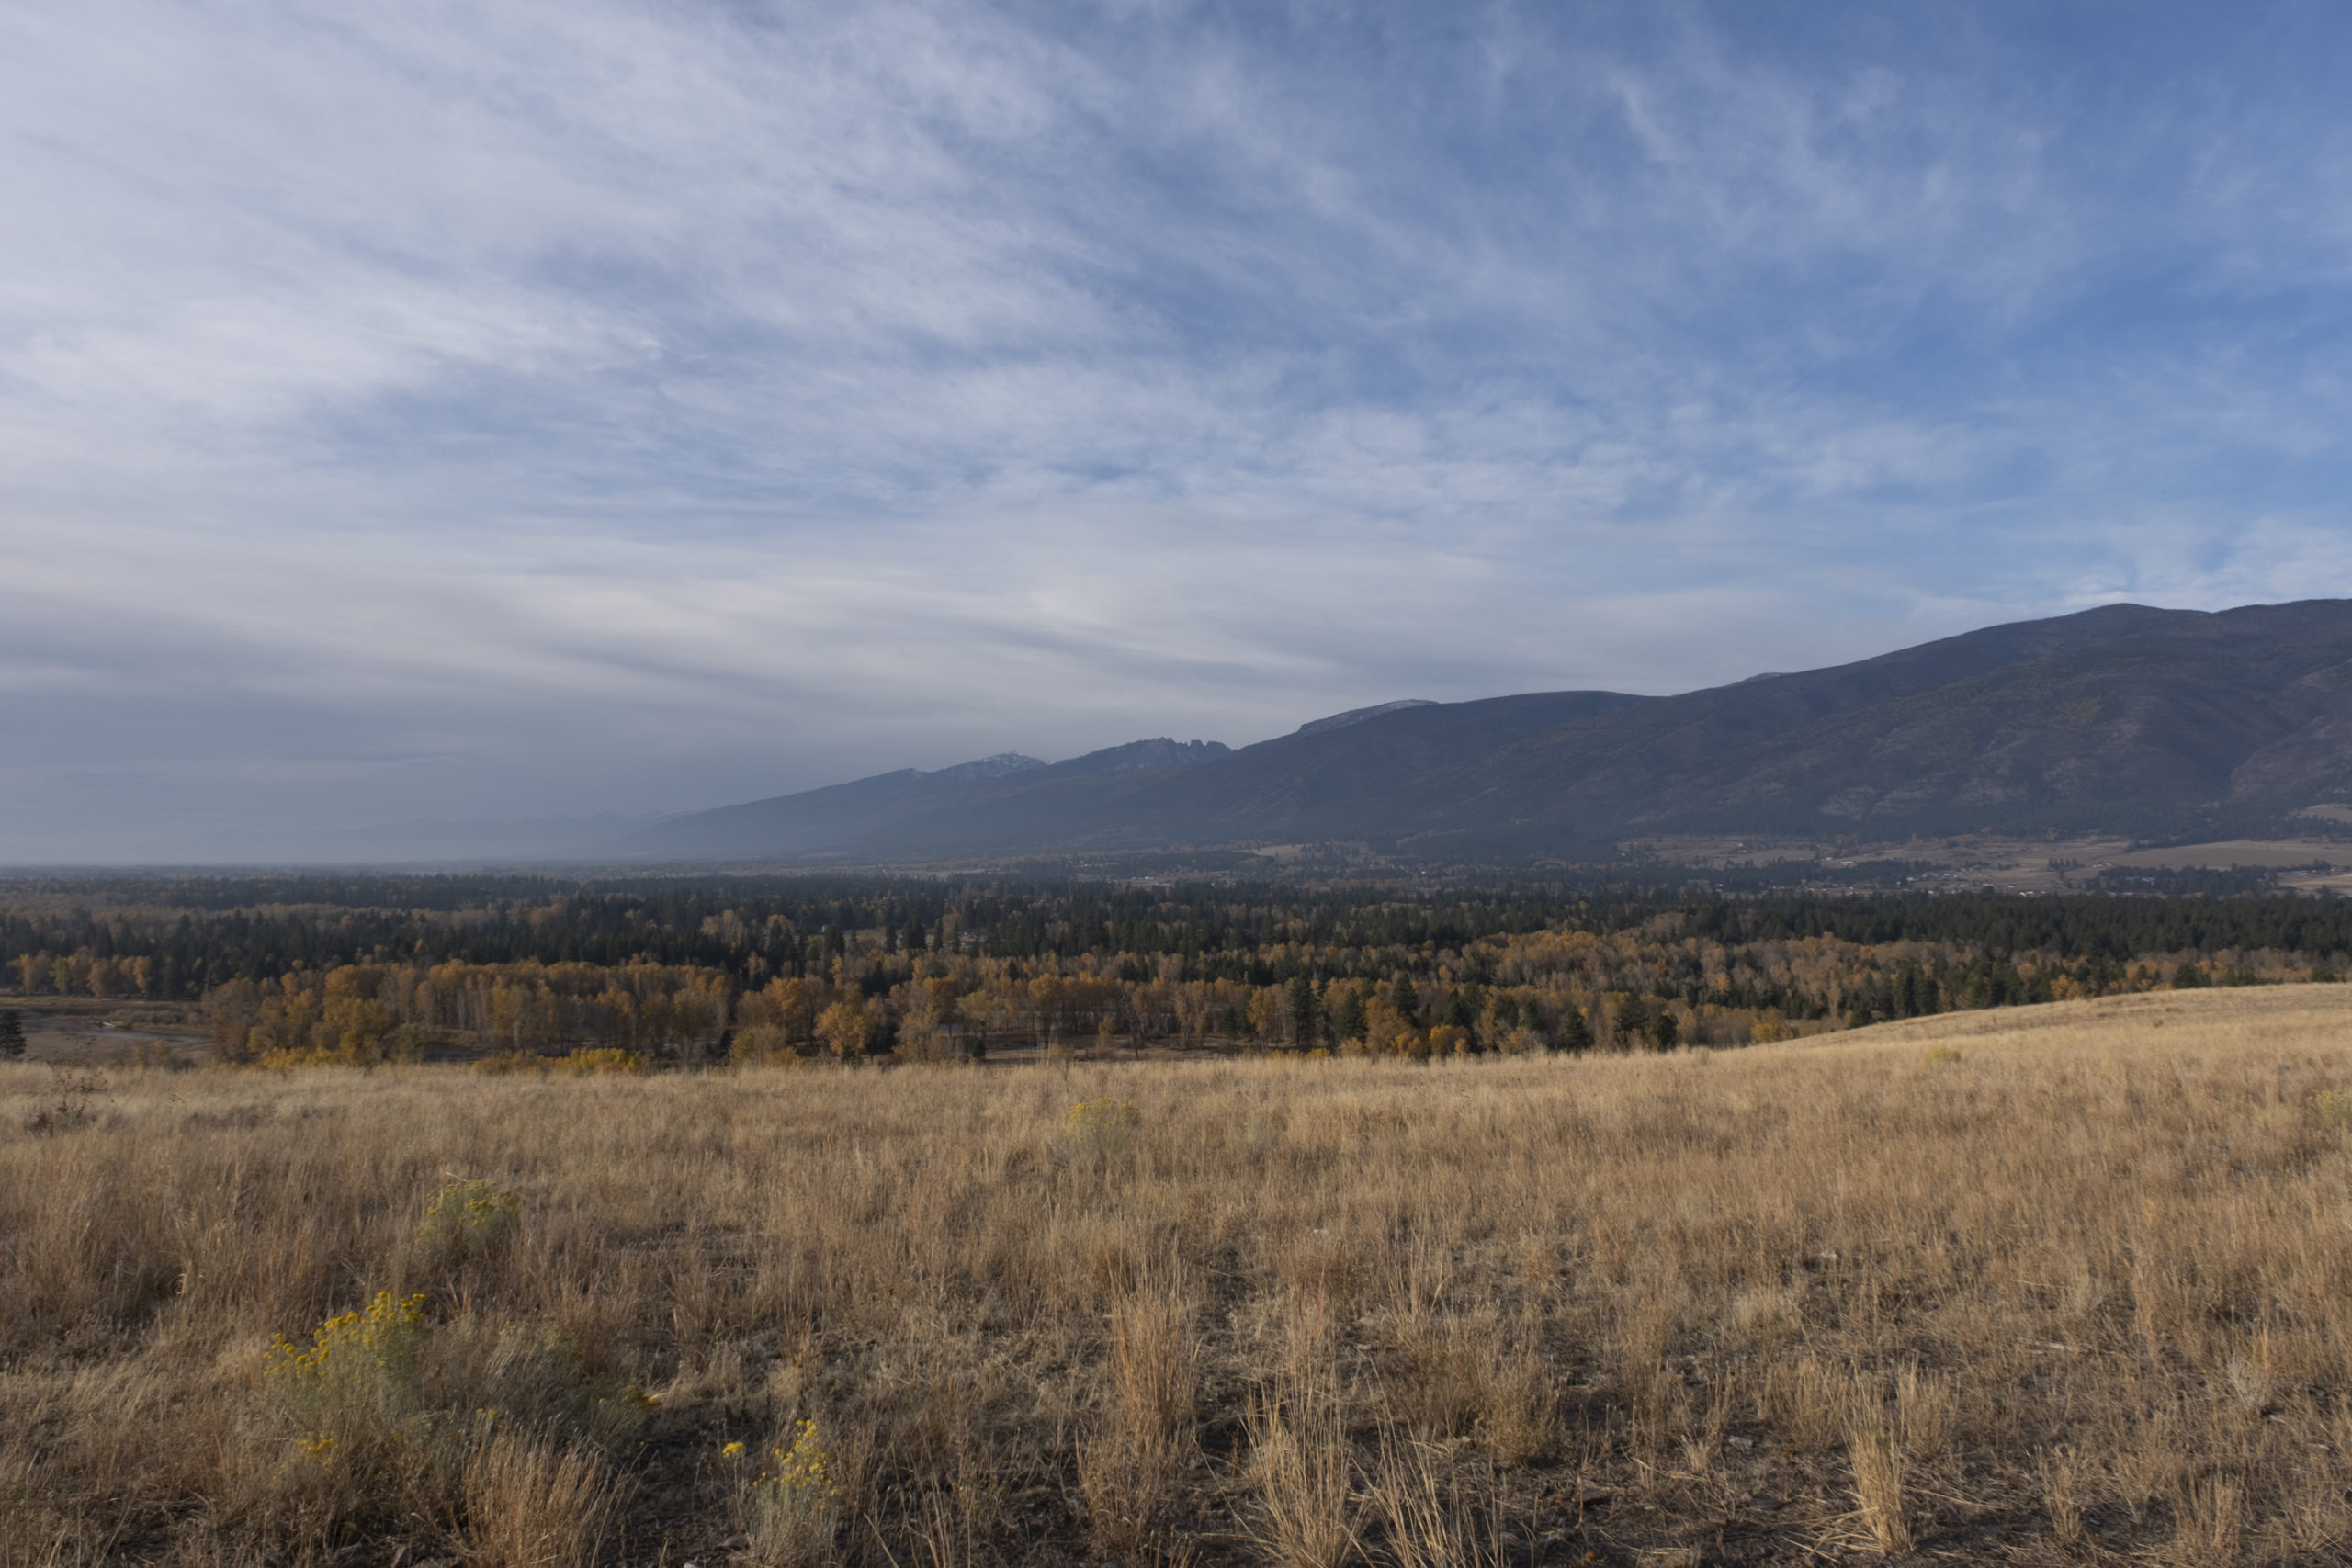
{"left": 616, "top": 599, "right": 2352, "bottom": 863}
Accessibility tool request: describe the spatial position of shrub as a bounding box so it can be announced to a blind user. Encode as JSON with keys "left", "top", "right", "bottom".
{"left": 561, "top": 1047, "right": 645, "bottom": 1076}
{"left": 22, "top": 1069, "right": 107, "bottom": 1134}
{"left": 264, "top": 1291, "right": 433, "bottom": 1439}
{"left": 262, "top": 1290, "right": 654, "bottom": 1553}
{"left": 1069, "top": 1098, "right": 1141, "bottom": 1168}
{"left": 732, "top": 1024, "right": 808, "bottom": 1067}
{"left": 254, "top": 1044, "right": 348, "bottom": 1071}
{"left": 727, "top": 1418, "right": 842, "bottom": 1568}
{"left": 126, "top": 1039, "right": 187, "bottom": 1071}
{"left": 1425, "top": 1024, "right": 1473, "bottom": 1056}
{"left": 1919, "top": 1046, "right": 1963, "bottom": 1070}
{"left": 417, "top": 1179, "right": 522, "bottom": 1265}
{"left": 2312, "top": 1089, "right": 2352, "bottom": 1126}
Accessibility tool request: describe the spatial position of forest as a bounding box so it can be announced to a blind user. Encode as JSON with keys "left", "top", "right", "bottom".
{"left": 4, "top": 873, "right": 2347, "bottom": 1067}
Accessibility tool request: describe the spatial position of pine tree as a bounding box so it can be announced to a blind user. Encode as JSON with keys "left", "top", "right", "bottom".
{"left": 1285, "top": 975, "right": 1319, "bottom": 1046}
{"left": 1389, "top": 975, "right": 1421, "bottom": 1024}
{"left": 0, "top": 1010, "right": 22, "bottom": 1059}
{"left": 1329, "top": 987, "right": 1366, "bottom": 1043}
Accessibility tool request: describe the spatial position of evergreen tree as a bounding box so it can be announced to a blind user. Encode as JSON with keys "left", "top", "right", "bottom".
{"left": 0, "top": 1009, "right": 20, "bottom": 1059}
{"left": 1556, "top": 1004, "right": 1590, "bottom": 1055}
{"left": 1389, "top": 974, "right": 1421, "bottom": 1024}
{"left": 1329, "top": 988, "right": 1366, "bottom": 1043}
{"left": 1286, "top": 975, "right": 1320, "bottom": 1046}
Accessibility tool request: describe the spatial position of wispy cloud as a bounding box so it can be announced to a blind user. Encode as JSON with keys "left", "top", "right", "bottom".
{"left": 7, "top": 1, "right": 2352, "bottom": 857}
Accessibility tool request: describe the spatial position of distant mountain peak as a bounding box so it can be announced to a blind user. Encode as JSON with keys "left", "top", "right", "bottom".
{"left": 1051, "top": 738, "right": 1232, "bottom": 775}
{"left": 1295, "top": 699, "right": 1438, "bottom": 737}
{"left": 926, "top": 752, "right": 1045, "bottom": 784}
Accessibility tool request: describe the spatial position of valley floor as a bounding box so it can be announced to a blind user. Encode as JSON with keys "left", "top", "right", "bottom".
{"left": 6, "top": 988, "right": 2352, "bottom": 1564}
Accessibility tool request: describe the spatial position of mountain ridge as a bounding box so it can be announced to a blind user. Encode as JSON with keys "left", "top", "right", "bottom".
{"left": 616, "top": 599, "right": 2352, "bottom": 862}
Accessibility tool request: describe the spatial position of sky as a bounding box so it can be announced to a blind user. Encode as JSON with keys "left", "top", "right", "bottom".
{"left": 9, "top": 1, "right": 2352, "bottom": 861}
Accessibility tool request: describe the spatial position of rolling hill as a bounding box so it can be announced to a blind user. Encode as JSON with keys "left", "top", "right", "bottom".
{"left": 616, "top": 598, "right": 2352, "bottom": 862}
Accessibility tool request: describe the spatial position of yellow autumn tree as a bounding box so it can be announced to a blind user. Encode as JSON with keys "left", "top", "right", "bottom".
{"left": 814, "top": 993, "right": 873, "bottom": 1061}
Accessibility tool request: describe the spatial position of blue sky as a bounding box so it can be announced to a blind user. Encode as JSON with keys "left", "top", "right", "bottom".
{"left": 8, "top": 1, "right": 2352, "bottom": 859}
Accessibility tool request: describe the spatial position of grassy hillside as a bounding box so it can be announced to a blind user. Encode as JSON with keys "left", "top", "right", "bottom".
{"left": 6, "top": 989, "right": 2352, "bottom": 1563}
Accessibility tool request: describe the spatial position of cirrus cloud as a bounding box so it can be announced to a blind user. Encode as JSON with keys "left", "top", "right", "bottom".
{"left": 7, "top": 1, "right": 2352, "bottom": 859}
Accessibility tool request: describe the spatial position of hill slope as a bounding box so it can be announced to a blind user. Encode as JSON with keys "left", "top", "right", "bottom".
{"left": 621, "top": 599, "right": 2352, "bottom": 861}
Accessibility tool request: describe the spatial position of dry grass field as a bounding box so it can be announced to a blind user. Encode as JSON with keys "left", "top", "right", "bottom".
{"left": 6, "top": 986, "right": 2352, "bottom": 1566}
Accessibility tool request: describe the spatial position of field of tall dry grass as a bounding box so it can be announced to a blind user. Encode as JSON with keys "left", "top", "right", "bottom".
{"left": 6, "top": 985, "right": 2352, "bottom": 1566}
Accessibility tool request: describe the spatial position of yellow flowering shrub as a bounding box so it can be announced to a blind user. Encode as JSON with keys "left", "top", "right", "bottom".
{"left": 726, "top": 1417, "right": 842, "bottom": 1567}
{"left": 264, "top": 1290, "right": 656, "bottom": 1483}
{"left": 1068, "top": 1097, "right": 1141, "bottom": 1167}
{"left": 264, "top": 1292, "right": 431, "bottom": 1433}
{"left": 417, "top": 1179, "right": 521, "bottom": 1263}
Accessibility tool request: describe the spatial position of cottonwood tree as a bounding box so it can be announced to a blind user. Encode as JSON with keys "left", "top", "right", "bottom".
{"left": 815, "top": 993, "right": 873, "bottom": 1061}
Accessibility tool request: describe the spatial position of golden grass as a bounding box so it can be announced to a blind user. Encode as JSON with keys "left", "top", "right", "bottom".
{"left": 5, "top": 985, "right": 2352, "bottom": 1564}
{"left": 461, "top": 1429, "right": 622, "bottom": 1568}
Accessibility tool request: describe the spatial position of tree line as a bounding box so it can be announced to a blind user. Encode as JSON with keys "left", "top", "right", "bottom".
{"left": 0, "top": 875, "right": 2330, "bottom": 1066}
{"left": 8, "top": 875, "right": 2352, "bottom": 998}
